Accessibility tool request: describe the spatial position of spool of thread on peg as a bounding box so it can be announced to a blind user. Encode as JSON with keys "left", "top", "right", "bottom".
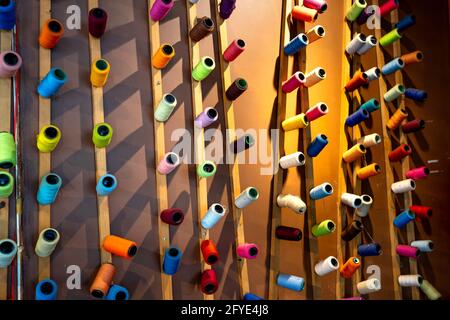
{"left": 195, "top": 107, "right": 218, "bottom": 128}
{"left": 346, "top": 33, "right": 366, "bottom": 55}
{"left": 389, "top": 144, "right": 411, "bottom": 162}
{"left": 237, "top": 243, "right": 259, "bottom": 260}
{"left": 35, "top": 279, "right": 58, "bottom": 300}
{"left": 190, "top": 16, "right": 214, "bottom": 42}
{"left": 380, "top": 28, "right": 402, "bottom": 47}
{"left": 276, "top": 226, "right": 302, "bottom": 241}
{"left": 387, "top": 108, "right": 408, "bottom": 130}
{"left": 341, "top": 220, "right": 363, "bottom": 242}
{"left": 357, "top": 163, "right": 381, "bottom": 180}
{"left": 308, "top": 134, "right": 328, "bottom": 157}
{"left": 357, "top": 278, "right": 381, "bottom": 294}
{"left": 36, "top": 125, "right": 61, "bottom": 153}
{"left": 219, "top": 0, "right": 236, "bottom": 20}
{"left": 243, "top": 293, "right": 264, "bottom": 300}
{"left": 304, "top": 67, "right": 326, "bottom": 87}
{"left": 201, "top": 204, "right": 226, "bottom": 229}
{"left": 358, "top": 243, "right": 382, "bottom": 256}
{"left": 0, "top": 172, "right": 14, "bottom": 199}
{"left": 35, "top": 228, "right": 60, "bottom": 258}
{"left": 397, "top": 245, "right": 420, "bottom": 259}
{"left": 396, "top": 15, "right": 416, "bottom": 32}
{"left": 345, "top": 71, "right": 369, "bottom": 92}
{"left": 305, "top": 102, "right": 328, "bottom": 122}
{"left": 197, "top": 161, "right": 217, "bottom": 178}
{"left": 312, "top": 220, "right": 336, "bottom": 237}
{"left": 157, "top": 152, "right": 180, "bottom": 175}
{"left": 346, "top": 0, "right": 367, "bottom": 22}
{"left": 340, "top": 257, "right": 361, "bottom": 278}
{"left": 343, "top": 144, "right": 366, "bottom": 163}
{"left": 393, "top": 210, "right": 415, "bottom": 228}
{"left": 406, "top": 166, "right": 429, "bottom": 181}
{"left": 92, "top": 123, "right": 113, "bottom": 148}
{"left": 163, "top": 246, "right": 182, "bottom": 275}
{"left": 90, "top": 263, "right": 116, "bottom": 299}
{"left": 279, "top": 152, "right": 306, "bottom": 169}
{"left": 356, "top": 195, "right": 373, "bottom": 218}
{"left": 88, "top": 8, "right": 108, "bottom": 38}
{"left": 226, "top": 78, "right": 248, "bottom": 101}
{"left": 303, "top": 0, "right": 328, "bottom": 13}
{"left": 310, "top": 182, "right": 333, "bottom": 200}
{"left": 39, "top": 19, "right": 64, "bottom": 49}
{"left": 359, "top": 99, "right": 380, "bottom": 114}
{"left": 306, "top": 25, "right": 325, "bottom": 44}
{"left": 37, "top": 68, "right": 67, "bottom": 98}
{"left": 150, "top": 0, "right": 174, "bottom": 22}
{"left": 91, "top": 59, "right": 110, "bottom": 87}
{"left": 411, "top": 240, "right": 434, "bottom": 253}
{"left": 0, "top": 239, "right": 17, "bottom": 267}
{"left": 105, "top": 285, "right": 129, "bottom": 300}
{"left": 380, "top": 0, "right": 399, "bottom": 17}
{"left": 37, "top": 173, "right": 62, "bottom": 205}
{"left": 341, "top": 193, "right": 362, "bottom": 209}
{"left": 282, "top": 114, "right": 309, "bottom": 132}
{"left": 405, "top": 88, "right": 427, "bottom": 102}
{"left": 384, "top": 84, "right": 405, "bottom": 102}
{"left": 277, "top": 274, "right": 305, "bottom": 291}
{"left": 152, "top": 44, "right": 175, "bottom": 69}
{"left": 357, "top": 35, "right": 377, "bottom": 55}
{"left": 223, "top": 39, "right": 246, "bottom": 62}
{"left": 154, "top": 94, "right": 178, "bottom": 122}
{"left": 201, "top": 240, "right": 219, "bottom": 265}
{"left": 0, "top": 0, "right": 16, "bottom": 30}
{"left": 192, "top": 56, "right": 215, "bottom": 81}
{"left": 291, "top": 5, "right": 318, "bottom": 23}
{"left": 235, "top": 187, "right": 259, "bottom": 209}
{"left": 103, "top": 235, "right": 137, "bottom": 259}
{"left": 200, "top": 269, "right": 218, "bottom": 295}
{"left": 160, "top": 208, "right": 185, "bottom": 226}
{"left": 284, "top": 34, "right": 309, "bottom": 56}
{"left": 409, "top": 205, "right": 432, "bottom": 220}
{"left": 315, "top": 256, "right": 339, "bottom": 276}
{"left": 365, "top": 67, "right": 381, "bottom": 81}
{"left": 402, "top": 119, "right": 425, "bottom": 134}
{"left": 398, "top": 275, "right": 423, "bottom": 287}
{"left": 391, "top": 179, "right": 416, "bottom": 194}
{"left": 277, "top": 194, "right": 307, "bottom": 214}
{"left": 358, "top": 133, "right": 381, "bottom": 148}
{"left": 96, "top": 174, "right": 117, "bottom": 196}
{"left": 345, "top": 108, "right": 370, "bottom": 127}
{"left": 0, "top": 132, "right": 16, "bottom": 169}
{"left": 401, "top": 51, "right": 423, "bottom": 65}
{"left": 282, "top": 72, "right": 305, "bottom": 93}
{"left": 420, "top": 280, "right": 442, "bottom": 300}
{"left": 0, "top": 51, "right": 22, "bottom": 78}
{"left": 382, "top": 58, "right": 404, "bottom": 76}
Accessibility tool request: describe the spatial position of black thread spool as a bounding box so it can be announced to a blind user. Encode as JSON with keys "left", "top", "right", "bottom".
{"left": 276, "top": 226, "right": 303, "bottom": 241}
{"left": 226, "top": 78, "right": 248, "bottom": 101}
{"left": 341, "top": 220, "right": 363, "bottom": 242}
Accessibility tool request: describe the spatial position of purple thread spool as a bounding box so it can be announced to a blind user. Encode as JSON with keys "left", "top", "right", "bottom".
{"left": 195, "top": 107, "right": 218, "bottom": 128}
{"left": 282, "top": 72, "right": 305, "bottom": 93}
{"left": 396, "top": 245, "right": 420, "bottom": 259}
{"left": 219, "top": 0, "right": 237, "bottom": 20}
{"left": 150, "top": 0, "right": 174, "bottom": 22}
{"left": 157, "top": 152, "right": 180, "bottom": 175}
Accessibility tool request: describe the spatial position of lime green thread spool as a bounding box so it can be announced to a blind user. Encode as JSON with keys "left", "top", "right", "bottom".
{"left": 346, "top": 0, "right": 367, "bottom": 22}
{"left": 312, "top": 219, "right": 336, "bottom": 237}
{"left": 197, "top": 161, "right": 217, "bottom": 178}
{"left": 420, "top": 280, "right": 442, "bottom": 300}
{"left": 36, "top": 125, "right": 61, "bottom": 153}
{"left": 192, "top": 56, "right": 215, "bottom": 81}
{"left": 155, "top": 94, "right": 178, "bottom": 122}
{"left": 380, "top": 28, "right": 402, "bottom": 47}
{"left": 0, "top": 172, "right": 14, "bottom": 199}
{"left": 0, "top": 132, "right": 16, "bottom": 169}
{"left": 93, "top": 123, "right": 113, "bottom": 148}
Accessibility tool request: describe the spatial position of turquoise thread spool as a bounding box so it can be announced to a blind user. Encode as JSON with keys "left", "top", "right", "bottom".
{"left": 37, "top": 173, "right": 62, "bottom": 205}
{"left": 35, "top": 279, "right": 58, "bottom": 300}
{"left": 96, "top": 174, "right": 117, "bottom": 196}
{"left": 37, "top": 68, "right": 67, "bottom": 98}
{"left": 192, "top": 56, "right": 215, "bottom": 81}
{"left": 197, "top": 161, "right": 217, "bottom": 178}
{"left": 359, "top": 98, "right": 380, "bottom": 113}
{"left": 0, "top": 172, "right": 14, "bottom": 199}
{"left": 154, "top": 94, "right": 177, "bottom": 122}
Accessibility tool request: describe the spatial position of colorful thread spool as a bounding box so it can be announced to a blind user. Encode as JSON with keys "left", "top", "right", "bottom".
{"left": 357, "top": 163, "right": 381, "bottom": 180}
{"left": 0, "top": 0, "right": 16, "bottom": 30}
{"left": 340, "top": 257, "right": 361, "bottom": 279}
{"left": 232, "top": 134, "right": 255, "bottom": 153}
{"left": 37, "top": 68, "right": 67, "bottom": 98}
{"left": 312, "top": 220, "right": 336, "bottom": 237}
{"left": 88, "top": 7, "right": 108, "bottom": 38}
{"left": 384, "top": 84, "right": 405, "bottom": 102}
{"left": 157, "top": 152, "right": 180, "bottom": 175}
{"left": 358, "top": 243, "right": 382, "bottom": 256}
{"left": 35, "top": 279, "right": 58, "bottom": 300}
{"left": 305, "top": 102, "right": 328, "bottom": 122}
{"left": 103, "top": 235, "right": 137, "bottom": 259}
{"left": 282, "top": 72, "right": 305, "bottom": 93}
{"left": 0, "top": 51, "right": 22, "bottom": 78}
{"left": 197, "top": 161, "right": 217, "bottom": 178}
{"left": 243, "top": 293, "right": 264, "bottom": 300}
{"left": 356, "top": 35, "right": 377, "bottom": 55}
{"left": 235, "top": 187, "right": 259, "bottom": 209}
{"left": 341, "top": 193, "right": 362, "bottom": 209}
{"left": 306, "top": 25, "right": 325, "bottom": 43}
{"left": 279, "top": 152, "right": 306, "bottom": 169}
{"left": 160, "top": 208, "right": 185, "bottom": 226}
{"left": 91, "top": 59, "right": 110, "bottom": 87}
{"left": 359, "top": 98, "right": 380, "bottom": 113}
{"left": 284, "top": 33, "right": 309, "bottom": 56}
{"left": 398, "top": 275, "right": 423, "bottom": 287}
{"left": 345, "top": 70, "right": 369, "bottom": 92}
{"left": 402, "top": 119, "right": 425, "bottom": 134}
{"left": 342, "top": 144, "right": 366, "bottom": 163}
{"left": 406, "top": 167, "right": 429, "bottom": 181}
{"left": 152, "top": 44, "right": 175, "bottom": 69}
{"left": 357, "top": 133, "right": 381, "bottom": 148}
{"left": 357, "top": 278, "right": 381, "bottom": 294}
{"left": 346, "top": 0, "right": 367, "bottom": 22}
{"left": 420, "top": 280, "right": 442, "bottom": 300}
{"left": 410, "top": 240, "right": 434, "bottom": 253}
{"left": 275, "top": 226, "right": 302, "bottom": 241}
{"left": 303, "top": 0, "right": 328, "bottom": 13}
{"left": 219, "top": 0, "right": 236, "bottom": 20}
{"left": 409, "top": 205, "right": 432, "bottom": 220}
{"left": 341, "top": 220, "right": 363, "bottom": 242}
{"left": 345, "top": 108, "right": 369, "bottom": 127}
{"left": 277, "top": 273, "right": 305, "bottom": 291}
{"left": 346, "top": 33, "right": 366, "bottom": 55}
{"left": 389, "top": 144, "right": 411, "bottom": 162}
{"left": 308, "top": 134, "right": 328, "bottom": 157}
{"left": 36, "top": 125, "right": 61, "bottom": 153}
{"left": 201, "top": 240, "right": 219, "bottom": 265}
{"left": 356, "top": 195, "right": 373, "bottom": 217}
{"left": 226, "top": 78, "right": 248, "bottom": 101}
{"left": 291, "top": 5, "right": 318, "bottom": 23}
{"left": 405, "top": 88, "right": 427, "bottom": 102}
{"left": 315, "top": 256, "right": 339, "bottom": 276}
{"left": 92, "top": 123, "right": 113, "bottom": 148}
{"left": 189, "top": 16, "right": 215, "bottom": 42}
{"left": 39, "top": 19, "right": 64, "bottom": 49}
{"left": 37, "top": 173, "right": 62, "bottom": 205}
{"left": 35, "top": 228, "right": 60, "bottom": 258}
{"left": 200, "top": 269, "right": 218, "bottom": 295}
{"left": 201, "top": 204, "right": 226, "bottom": 229}
{"left": 381, "top": 58, "right": 404, "bottom": 76}
{"left": 380, "top": 28, "right": 401, "bottom": 47}
{"left": 365, "top": 67, "right": 381, "bottom": 81}
{"left": 393, "top": 210, "right": 415, "bottom": 229}
{"left": 396, "top": 15, "right": 416, "bottom": 32}
{"left": 195, "top": 107, "right": 218, "bottom": 128}
{"left": 149, "top": 0, "right": 174, "bottom": 22}
{"left": 282, "top": 113, "right": 309, "bottom": 132}
{"left": 391, "top": 179, "right": 416, "bottom": 194}
{"left": 90, "top": 263, "right": 116, "bottom": 299}
{"left": 0, "top": 239, "right": 17, "bottom": 267}
{"left": 163, "top": 246, "right": 182, "bottom": 275}
{"left": 379, "top": 0, "right": 399, "bottom": 17}
{"left": 309, "top": 182, "right": 333, "bottom": 200}
{"left": 96, "top": 174, "right": 117, "bottom": 196}
{"left": 223, "top": 39, "right": 246, "bottom": 62}
{"left": 155, "top": 94, "right": 178, "bottom": 122}
{"left": 105, "top": 285, "right": 129, "bottom": 301}
{"left": 277, "top": 194, "right": 307, "bottom": 214}
{"left": 0, "top": 131, "right": 16, "bottom": 169}
{"left": 387, "top": 108, "right": 408, "bottom": 130}
{"left": 397, "top": 245, "right": 420, "bottom": 259}
{"left": 304, "top": 67, "right": 326, "bottom": 87}
{"left": 401, "top": 51, "right": 423, "bottom": 65}
{"left": 0, "top": 172, "right": 14, "bottom": 199}
{"left": 237, "top": 243, "right": 259, "bottom": 260}
{"left": 192, "top": 56, "right": 215, "bottom": 81}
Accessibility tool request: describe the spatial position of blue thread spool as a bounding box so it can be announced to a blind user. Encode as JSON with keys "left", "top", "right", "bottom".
{"left": 105, "top": 285, "right": 129, "bottom": 300}
{"left": 243, "top": 293, "right": 264, "bottom": 300}
{"left": 35, "top": 279, "right": 58, "bottom": 300}
{"left": 310, "top": 183, "right": 333, "bottom": 200}
{"left": 201, "top": 204, "right": 226, "bottom": 229}
{"left": 396, "top": 15, "right": 416, "bottom": 32}
{"left": 96, "top": 174, "right": 117, "bottom": 196}
{"left": 358, "top": 243, "right": 382, "bottom": 257}
{"left": 360, "top": 98, "right": 380, "bottom": 113}
{"left": 37, "top": 68, "right": 67, "bottom": 98}
{"left": 381, "top": 58, "right": 404, "bottom": 76}
{"left": 307, "top": 134, "right": 328, "bottom": 158}
{"left": 163, "top": 246, "right": 182, "bottom": 275}
{"left": 37, "top": 173, "right": 62, "bottom": 205}
{"left": 346, "top": 108, "right": 370, "bottom": 127}
{"left": 394, "top": 210, "right": 415, "bottom": 229}
{"left": 277, "top": 273, "right": 305, "bottom": 292}
{"left": 284, "top": 33, "right": 309, "bottom": 55}
{"left": 0, "top": 0, "right": 16, "bottom": 30}
{"left": 405, "top": 88, "right": 427, "bottom": 102}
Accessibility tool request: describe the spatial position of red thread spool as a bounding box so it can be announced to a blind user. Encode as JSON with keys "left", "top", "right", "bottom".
{"left": 410, "top": 205, "right": 432, "bottom": 220}
{"left": 89, "top": 8, "right": 108, "bottom": 38}
{"left": 345, "top": 71, "right": 369, "bottom": 92}
{"left": 380, "top": 0, "right": 399, "bottom": 17}
{"left": 275, "top": 226, "right": 302, "bottom": 241}
{"left": 402, "top": 119, "right": 425, "bottom": 134}
{"left": 201, "top": 240, "right": 219, "bottom": 265}
{"left": 200, "top": 269, "right": 218, "bottom": 295}
{"left": 388, "top": 144, "right": 412, "bottom": 162}
{"left": 223, "top": 39, "right": 246, "bottom": 62}
{"left": 160, "top": 208, "right": 185, "bottom": 226}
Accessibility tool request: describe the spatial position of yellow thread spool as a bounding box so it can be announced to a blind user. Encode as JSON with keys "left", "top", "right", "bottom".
{"left": 152, "top": 44, "right": 175, "bottom": 69}
{"left": 92, "top": 123, "right": 113, "bottom": 148}
{"left": 343, "top": 144, "right": 366, "bottom": 163}
{"left": 91, "top": 59, "right": 110, "bottom": 87}
{"left": 387, "top": 108, "right": 408, "bottom": 130}
{"left": 357, "top": 163, "right": 381, "bottom": 180}
{"left": 36, "top": 125, "right": 61, "bottom": 153}
{"left": 282, "top": 113, "right": 309, "bottom": 131}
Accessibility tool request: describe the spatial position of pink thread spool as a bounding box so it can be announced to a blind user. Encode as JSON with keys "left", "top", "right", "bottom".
{"left": 0, "top": 51, "right": 22, "bottom": 78}
{"left": 303, "top": 0, "right": 328, "bottom": 13}
{"left": 306, "top": 102, "right": 329, "bottom": 122}
{"left": 380, "top": 0, "right": 399, "bottom": 17}
{"left": 237, "top": 243, "right": 259, "bottom": 260}
{"left": 150, "top": 0, "right": 174, "bottom": 22}
{"left": 282, "top": 72, "right": 305, "bottom": 93}
{"left": 406, "top": 167, "right": 430, "bottom": 181}
{"left": 157, "top": 152, "right": 180, "bottom": 175}
{"left": 223, "top": 39, "right": 246, "bottom": 62}
{"left": 397, "top": 245, "right": 420, "bottom": 259}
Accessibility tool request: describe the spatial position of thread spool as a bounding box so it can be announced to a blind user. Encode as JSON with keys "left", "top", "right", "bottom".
{"left": 401, "top": 51, "right": 423, "bottom": 65}
{"left": 410, "top": 240, "right": 434, "bottom": 253}
{"left": 90, "top": 263, "right": 116, "bottom": 299}
{"left": 276, "top": 273, "right": 305, "bottom": 291}
{"left": 88, "top": 7, "right": 108, "bottom": 38}
{"left": 0, "top": 51, "right": 22, "bottom": 78}
{"left": 200, "top": 270, "right": 218, "bottom": 295}
{"left": 402, "top": 119, "right": 425, "bottom": 134}
{"left": 391, "top": 179, "right": 416, "bottom": 194}
{"left": 396, "top": 15, "right": 416, "bottom": 32}
{"left": 282, "top": 72, "right": 305, "bottom": 93}
{"left": 358, "top": 243, "right": 382, "bottom": 256}
{"left": 356, "top": 35, "right": 377, "bottom": 55}
{"left": 341, "top": 220, "right": 363, "bottom": 242}
{"left": 389, "top": 144, "right": 411, "bottom": 162}
{"left": 92, "top": 123, "right": 113, "bottom": 148}
{"left": 396, "top": 245, "right": 420, "bottom": 259}
{"left": 0, "top": 172, "right": 14, "bottom": 199}
{"left": 291, "top": 5, "right": 318, "bottom": 23}
{"left": 282, "top": 113, "right": 309, "bottom": 132}
{"left": 405, "top": 88, "right": 427, "bottom": 102}
{"left": 201, "top": 203, "right": 226, "bottom": 229}
{"left": 37, "top": 68, "right": 67, "bottom": 98}
{"left": 279, "top": 152, "right": 306, "bottom": 169}
{"left": 304, "top": 67, "right": 326, "bottom": 87}
{"left": 0, "top": 132, "right": 16, "bottom": 169}
{"left": 190, "top": 16, "right": 215, "bottom": 42}
{"left": 357, "top": 163, "right": 381, "bottom": 180}
{"left": 160, "top": 208, "right": 185, "bottom": 226}
{"left": 237, "top": 243, "right": 259, "bottom": 260}
{"left": 105, "top": 285, "right": 129, "bottom": 300}
{"left": 310, "top": 182, "right": 333, "bottom": 200}
{"left": 356, "top": 195, "right": 373, "bottom": 217}
{"left": 0, "top": 239, "right": 17, "bottom": 267}
{"left": 195, "top": 107, "right": 218, "bottom": 128}
{"left": 219, "top": 0, "right": 236, "bottom": 20}
{"left": 243, "top": 293, "right": 264, "bottom": 300}
{"left": 342, "top": 144, "right": 366, "bottom": 163}
{"left": 90, "top": 59, "right": 110, "bottom": 87}
{"left": 315, "top": 256, "right": 339, "bottom": 276}
{"left": 223, "top": 39, "right": 246, "bottom": 62}
{"left": 277, "top": 194, "right": 307, "bottom": 214}
{"left": 276, "top": 226, "right": 302, "bottom": 241}
{"left": 312, "top": 220, "right": 336, "bottom": 237}
{"left": 235, "top": 187, "right": 259, "bottom": 209}
{"left": 308, "top": 134, "right": 328, "bottom": 157}
{"left": 409, "top": 205, "right": 432, "bottom": 220}
{"left": 346, "top": 33, "right": 366, "bottom": 55}
{"left": 305, "top": 102, "right": 328, "bottom": 122}
{"left": 359, "top": 98, "right": 380, "bottom": 114}
{"left": 303, "top": 0, "right": 328, "bottom": 13}
{"left": 201, "top": 240, "right": 219, "bottom": 265}
{"left": 35, "top": 279, "right": 58, "bottom": 300}
{"left": 197, "top": 161, "right": 217, "bottom": 178}
{"left": 96, "top": 174, "right": 117, "bottom": 197}
{"left": 387, "top": 108, "right": 408, "bottom": 130}
{"left": 157, "top": 152, "right": 180, "bottom": 175}
{"left": 365, "top": 67, "right": 381, "bottom": 81}
{"left": 103, "top": 235, "right": 137, "bottom": 259}
{"left": 381, "top": 58, "right": 404, "bottom": 76}
{"left": 357, "top": 278, "right": 381, "bottom": 294}
{"left": 163, "top": 246, "right": 182, "bottom": 275}
{"left": 379, "top": 0, "right": 399, "bottom": 17}
{"left": 37, "top": 173, "right": 62, "bottom": 205}
{"left": 284, "top": 34, "right": 309, "bottom": 56}
{"left": 149, "top": 0, "right": 174, "bottom": 22}
{"left": 340, "top": 257, "right": 361, "bottom": 278}
{"left": 154, "top": 94, "right": 178, "bottom": 122}
{"left": 406, "top": 166, "right": 429, "bottom": 181}
{"left": 420, "top": 280, "right": 442, "bottom": 300}
{"left": 357, "top": 133, "right": 381, "bottom": 148}
{"left": 345, "top": 108, "right": 370, "bottom": 127}
{"left": 0, "top": 0, "right": 15, "bottom": 30}
{"left": 306, "top": 25, "right": 325, "bottom": 44}
{"left": 398, "top": 275, "right": 423, "bottom": 287}
{"left": 226, "top": 78, "right": 248, "bottom": 101}
{"left": 151, "top": 44, "right": 175, "bottom": 70}
{"left": 35, "top": 228, "right": 60, "bottom": 258}
{"left": 384, "top": 84, "right": 405, "bottom": 102}
{"left": 39, "top": 19, "right": 64, "bottom": 49}
{"left": 380, "top": 28, "right": 402, "bottom": 47}
{"left": 346, "top": 0, "right": 367, "bottom": 22}
{"left": 192, "top": 56, "right": 215, "bottom": 81}
{"left": 36, "top": 125, "right": 61, "bottom": 153}
{"left": 341, "top": 193, "right": 362, "bottom": 209}
{"left": 345, "top": 70, "right": 369, "bottom": 92}
{"left": 393, "top": 210, "right": 415, "bottom": 229}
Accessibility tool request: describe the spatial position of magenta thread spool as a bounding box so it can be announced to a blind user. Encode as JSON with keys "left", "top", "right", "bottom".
{"left": 150, "top": 0, "right": 174, "bottom": 22}
{"left": 397, "top": 245, "right": 420, "bottom": 259}
{"left": 88, "top": 8, "right": 108, "bottom": 38}
{"left": 406, "top": 167, "right": 430, "bottom": 181}
{"left": 402, "top": 119, "right": 425, "bottom": 134}
{"left": 223, "top": 39, "right": 246, "bottom": 62}
{"left": 282, "top": 72, "right": 305, "bottom": 93}
{"left": 303, "top": 0, "right": 328, "bottom": 13}
{"left": 305, "top": 102, "right": 329, "bottom": 122}
{"left": 157, "top": 152, "right": 180, "bottom": 175}
{"left": 0, "top": 51, "right": 22, "bottom": 78}
{"left": 195, "top": 107, "right": 218, "bottom": 128}
{"left": 237, "top": 243, "right": 259, "bottom": 260}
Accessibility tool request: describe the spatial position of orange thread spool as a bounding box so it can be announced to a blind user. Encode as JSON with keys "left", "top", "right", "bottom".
{"left": 90, "top": 263, "right": 116, "bottom": 298}
{"left": 201, "top": 240, "right": 219, "bottom": 265}
{"left": 357, "top": 163, "right": 382, "bottom": 180}
{"left": 103, "top": 235, "right": 138, "bottom": 259}
{"left": 401, "top": 51, "right": 423, "bottom": 65}
{"left": 39, "top": 19, "right": 64, "bottom": 49}
{"left": 387, "top": 108, "right": 408, "bottom": 130}
{"left": 152, "top": 44, "right": 175, "bottom": 69}
{"left": 343, "top": 144, "right": 366, "bottom": 163}
{"left": 291, "top": 5, "right": 318, "bottom": 23}
{"left": 340, "top": 257, "right": 361, "bottom": 279}
{"left": 345, "top": 70, "right": 369, "bottom": 92}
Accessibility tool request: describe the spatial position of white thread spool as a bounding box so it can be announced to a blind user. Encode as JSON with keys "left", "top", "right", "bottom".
{"left": 35, "top": 228, "right": 60, "bottom": 257}
{"left": 357, "top": 278, "right": 381, "bottom": 294}
{"left": 0, "top": 239, "right": 17, "bottom": 268}
{"left": 235, "top": 187, "right": 259, "bottom": 209}
{"left": 391, "top": 179, "right": 416, "bottom": 194}
{"left": 306, "top": 25, "right": 326, "bottom": 43}
{"left": 356, "top": 194, "right": 373, "bottom": 217}
{"left": 314, "top": 256, "right": 339, "bottom": 276}
{"left": 277, "top": 194, "right": 307, "bottom": 214}
{"left": 304, "top": 67, "right": 326, "bottom": 87}
{"left": 384, "top": 84, "right": 405, "bottom": 102}
{"left": 346, "top": 33, "right": 366, "bottom": 55}
{"left": 357, "top": 133, "right": 381, "bottom": 148}
{"left": 365, "top": 67, "right": 381, "bottom": 81}
{"left": 341, "top": 193, "right": 363, "bottom": 209}
{"left": 410, "top": 240, "right": 434, "bottom": 253}
{"left": 279, "top": 152, "right": 306, "bottom": 169}
{"left": 398, "top": 275, "right": 423, "bottom": 287}
{"left": 357, "top": 35, "right": 378, "bottom": 55}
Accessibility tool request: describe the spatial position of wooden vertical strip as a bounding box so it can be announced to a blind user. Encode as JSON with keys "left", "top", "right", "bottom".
{"left": 147, "top": 0, "right": 173, "bottom": 300}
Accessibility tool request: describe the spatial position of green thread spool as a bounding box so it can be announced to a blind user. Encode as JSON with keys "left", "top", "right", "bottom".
{"left": 197, "top": 161, "right": 217, "bottom": 178}
{"left": 420, "top": 280, "right": 442, "bottom": 300}
{"left": 380, "top": 28, "right": 402, "bottom": 47}
{"left": 92, "top": 123, "right": 113, "bottom": 148}
{"left": 0, "top": 172, "right": 14, "bottom": 199}
{"left": 0, "top": 132, "right": 16, "bottom": 169}
{"left": 346, "top": 0, "right": 367, "bottom": 22}
{"left": 192, "top": 56, "right": 215, "bottom": 81}
{"left": 312, "top": 219, "right": 336, "bottom": 237}
{"left": 154, "top": 94, "right": 178, "bottom": 122}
